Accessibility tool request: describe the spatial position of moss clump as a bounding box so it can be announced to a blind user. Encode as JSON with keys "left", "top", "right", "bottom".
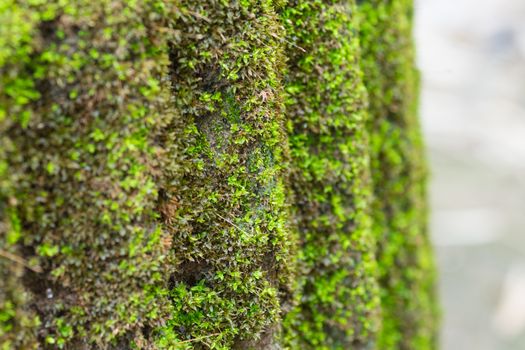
{"left": 1, "top": 0, "right": 178, "bottom": 348}
{"left": 0, "top": 3, "right": 41, "bottom": 348}
{"left": 358, "top": 1, "right": 439, "bottom": 348}
{"left": 155, "top": 1, "right": 295, "bottom": 348}
{"left": 281, "top": 1, "right": 380, "bottom": 349}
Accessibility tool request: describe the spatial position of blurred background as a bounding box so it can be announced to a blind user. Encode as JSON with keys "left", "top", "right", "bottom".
{"left": 415, "top": 0, "right": 525, "bottom": 349}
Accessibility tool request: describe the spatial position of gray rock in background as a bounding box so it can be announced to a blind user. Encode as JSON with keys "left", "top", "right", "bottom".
{"left": 415, "top": 0, "right": 525, "bottom": 349}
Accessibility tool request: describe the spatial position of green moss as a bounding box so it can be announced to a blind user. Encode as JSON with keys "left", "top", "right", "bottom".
{"left": 0, "top": 2, "right": 43, "bottom": 348}
{"left": 1, "top": 0, "right": 178, "bottom": 348}
{"left": 281, "top": 1, "right": 380, "bottom": 348}
{"left": 358, "top": 1, "right": 439, "bottom": 348}
{"left": 159, "top": 0, "right": 295, "bottom": 348}
{"left": 0, "top": 0, "right": 437, "bottom": 348}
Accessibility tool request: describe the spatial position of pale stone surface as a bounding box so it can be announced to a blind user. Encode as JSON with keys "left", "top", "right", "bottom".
{"left": 416, "top": 0, "right": 525, "bottom": 348}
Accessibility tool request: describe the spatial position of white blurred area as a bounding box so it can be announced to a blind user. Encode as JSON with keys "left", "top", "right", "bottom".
{"left": 415, "top": 0, "right": 525, "bottom": 349}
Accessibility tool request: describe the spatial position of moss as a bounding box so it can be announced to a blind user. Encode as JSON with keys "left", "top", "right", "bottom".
{"left": 358, "top": 1, "right": 439, "bottom": 348}
{"left": 280, "top": 1, "right": 380, "bottom": 349}
{"left": 0, "top": 0, "right": 437, "bottom": 349}
{"left": 0, "top": 3, "right": 41, "bottom": 348}
{"left": 159, "top": 0, "right": 295, "bottom": 348}
{"left": 1, "top": 0, "right": 178, "bottom": 348}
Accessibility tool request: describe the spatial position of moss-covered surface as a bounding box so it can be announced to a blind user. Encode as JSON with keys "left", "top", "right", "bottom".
{"left": 0, "top": 1, "right": 178, "bottom": 348}
{"left": 0, "top": 3, "right": 40, "bottom": 348}
{"left": 358, "top": 1, "right": 439, "bottom": 348}
{"left": 160, "top": 1, "right": 295, "bottom": 348}
{"left": 0, "top": 0, "right": 437, "bottom": 349}
{"left": 280, "top": 1, "right": 380, "bottom": 349}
